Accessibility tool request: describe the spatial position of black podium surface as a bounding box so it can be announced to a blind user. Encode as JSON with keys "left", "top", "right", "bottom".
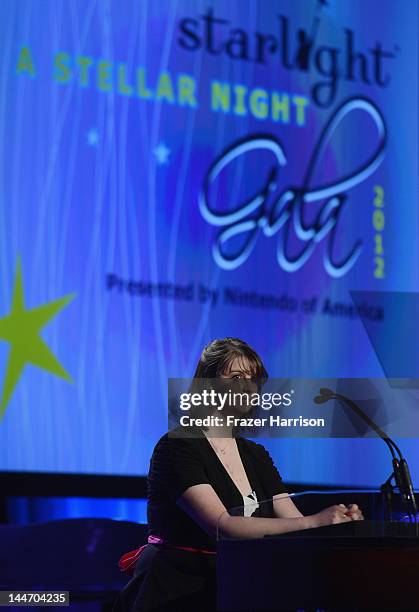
{"left": 217, "top": 520, "right": 419, "bottom": 611}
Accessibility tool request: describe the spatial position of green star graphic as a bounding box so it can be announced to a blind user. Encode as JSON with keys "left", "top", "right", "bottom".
{"left": 0, "top": 258, "right": 75, "bottom": 419}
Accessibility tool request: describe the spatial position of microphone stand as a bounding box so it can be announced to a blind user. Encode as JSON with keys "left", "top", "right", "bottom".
{"left": 314, "top": 389, "right": 417, "bottom": 522}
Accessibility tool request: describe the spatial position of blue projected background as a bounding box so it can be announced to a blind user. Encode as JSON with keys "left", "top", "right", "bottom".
{"left": 0, "top": 0, "right": 418, "bottom": 487}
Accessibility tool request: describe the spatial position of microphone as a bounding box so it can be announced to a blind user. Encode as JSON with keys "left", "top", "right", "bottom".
{"left": 314, "top": 388, "right": 334, "bottom": 404}
{"left": 315, "top": 387, "right": 417, "bottom": 519}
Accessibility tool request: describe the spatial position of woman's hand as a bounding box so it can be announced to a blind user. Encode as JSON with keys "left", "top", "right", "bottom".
{"left": 311, "top": 504, "right": 355, "bottom": 528}
{"left": 345, "top": 503, "right": 364, "bottom": 521}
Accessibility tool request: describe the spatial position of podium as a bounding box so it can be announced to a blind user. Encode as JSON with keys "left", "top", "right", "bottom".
{"left": 216, "top": 491, "right": 419, "bottom": 611}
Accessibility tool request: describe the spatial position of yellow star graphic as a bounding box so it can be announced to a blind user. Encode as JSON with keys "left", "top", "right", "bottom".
{"left": 0, "top": 258, "right": 75, "bottom": 419}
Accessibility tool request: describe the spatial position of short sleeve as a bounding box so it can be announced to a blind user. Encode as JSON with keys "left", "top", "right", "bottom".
{"left": 252, "top": 441, "right": 288, "bottom": 497}
{"left": 148, "top": 435, "right": 211, "bottom": 502}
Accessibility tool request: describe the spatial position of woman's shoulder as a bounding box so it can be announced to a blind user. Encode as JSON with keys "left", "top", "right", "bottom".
{"left": 152, "top": 427, "right": 202, "bottom": 455}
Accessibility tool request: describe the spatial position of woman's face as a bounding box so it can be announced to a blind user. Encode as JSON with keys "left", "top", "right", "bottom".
{"left": 218, "top": 356, "right": 258, "bottom": 414}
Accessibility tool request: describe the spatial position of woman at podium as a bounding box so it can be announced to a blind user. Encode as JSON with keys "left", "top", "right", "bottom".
{"left": 114, "top": 337, "right": 363, "bottom": 611}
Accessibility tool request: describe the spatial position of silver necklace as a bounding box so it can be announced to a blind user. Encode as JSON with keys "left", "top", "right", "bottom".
{"left": 209, "top": 438, "right": 235, "bottom": 455}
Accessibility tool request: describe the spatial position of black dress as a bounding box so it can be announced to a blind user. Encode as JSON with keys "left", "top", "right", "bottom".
{"left": 113, "top": 429, "right": 287, "bottom": 611}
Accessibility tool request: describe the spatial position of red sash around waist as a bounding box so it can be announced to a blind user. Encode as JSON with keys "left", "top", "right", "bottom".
{"left": 118, "top": 535, "right": 217, "bottom": 575}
